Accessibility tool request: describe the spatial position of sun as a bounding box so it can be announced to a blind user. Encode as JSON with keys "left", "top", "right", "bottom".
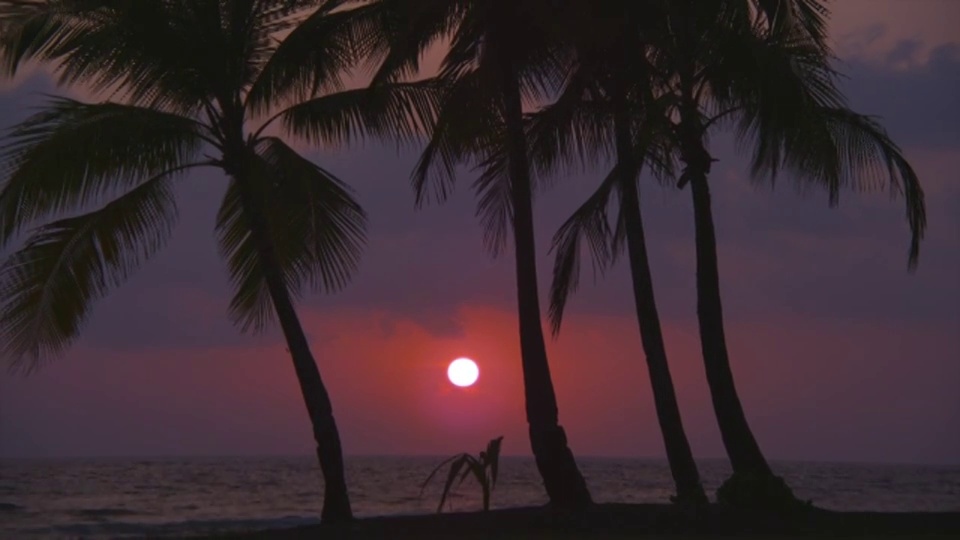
{"left": 447, "top": 357, "right": 479, "bottom": 387}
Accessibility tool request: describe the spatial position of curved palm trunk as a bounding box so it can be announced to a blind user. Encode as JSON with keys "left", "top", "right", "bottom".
{"left": 613, "top": 102, "right": 707, "bottom": 505}
{"left": 678, "top": 102, "right": 772, "bottom": 478}
{"left": 499, "top": 51, "right": 592, "bottom": 510}
{"left": 233, "top": 169, "right": 353, "bottom": 524}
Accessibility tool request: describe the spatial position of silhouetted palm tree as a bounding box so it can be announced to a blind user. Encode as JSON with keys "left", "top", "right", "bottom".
{"left": 509, "top": 0, "right": 708, "bottom": 508}
{"left": 646, "top": 0, "right": 925, "bottom": 503}
{"left": 358, "top": 0, "right": 592, "bottom": 508}
{"left": 513, "top": 0, "right": 925, "bottom": 507}
{"left": 0, "top": 0, "right": 439, "bottom": 522}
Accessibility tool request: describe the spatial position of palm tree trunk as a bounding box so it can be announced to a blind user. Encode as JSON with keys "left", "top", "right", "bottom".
{"left": 498, "top": 50, "right": 592, "bottom": 510}
{"left": 613, "top": 101, "right": 707, "bottom": 505}
{"left": 678, "top": 106, "right": 772, "bottom": 478}
{"left": 233, "top": 170, "right": 353, "bottom": 523}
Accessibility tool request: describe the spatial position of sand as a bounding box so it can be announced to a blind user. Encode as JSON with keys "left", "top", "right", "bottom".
{"left": 195, "top": 503, "right": 960, "bottom": 539}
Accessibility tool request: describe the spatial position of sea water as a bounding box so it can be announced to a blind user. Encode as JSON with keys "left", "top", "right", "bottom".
{"left": 1, "top": 457, "right": 958, "bottom": 538}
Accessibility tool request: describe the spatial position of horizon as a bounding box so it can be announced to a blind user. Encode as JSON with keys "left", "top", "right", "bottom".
{"left": 4, "top": 452, "right": 959, "bottom": 468}
{"left": 1, "top": 0, "right": 958, "bottom": 470}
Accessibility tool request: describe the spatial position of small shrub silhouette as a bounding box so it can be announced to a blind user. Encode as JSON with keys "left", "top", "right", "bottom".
{"left": 420, "top": 436, "right": 503, "bottom": 513}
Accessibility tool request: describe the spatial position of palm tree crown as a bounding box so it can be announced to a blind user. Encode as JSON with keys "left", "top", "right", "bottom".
{"left": 0, "top": 0, "right": 438, "bottom": 368}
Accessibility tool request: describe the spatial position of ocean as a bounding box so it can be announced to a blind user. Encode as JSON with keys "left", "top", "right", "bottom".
{"left": 1, "top": 457, "right": 958, "bottom": 538}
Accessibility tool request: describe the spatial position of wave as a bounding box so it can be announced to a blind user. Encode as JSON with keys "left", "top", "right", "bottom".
{"left": 73, "top": 508, "right": 142, "bottom": 518}
{"left": 0, "top": 502, "right": 22, "bottom": 512}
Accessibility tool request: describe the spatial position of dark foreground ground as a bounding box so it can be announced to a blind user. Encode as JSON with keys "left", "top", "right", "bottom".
{"left": 199, "top": 503, "right": 960, "bottom": 539}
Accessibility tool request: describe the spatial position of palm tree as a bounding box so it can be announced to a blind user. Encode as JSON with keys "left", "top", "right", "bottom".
{"left": 508, "top": 1, "right": 708, "bottom": 507}
{"left": 0, "top": 0, "right": 439, "bottom": 523}
{"left": 512, "top": 0, "right": 924, "bottom": 507}
{"left": 646, "top": 0, "right": 925, "bottom": 504}
{"left": 358, "top": 0, "right": 592, "bottom": 508}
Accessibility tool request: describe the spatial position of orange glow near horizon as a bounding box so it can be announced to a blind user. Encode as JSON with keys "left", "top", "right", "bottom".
{"left": 2, "top": 297, "right": 958, "bottom": 462}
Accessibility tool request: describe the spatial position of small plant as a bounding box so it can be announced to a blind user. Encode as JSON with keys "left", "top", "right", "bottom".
{"left": 420, "top": 436, "right": 503, "bottom": 513}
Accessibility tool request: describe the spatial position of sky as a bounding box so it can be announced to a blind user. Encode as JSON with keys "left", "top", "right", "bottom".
{"left": 0, "top": 1, "right": 958, "bottom": 466}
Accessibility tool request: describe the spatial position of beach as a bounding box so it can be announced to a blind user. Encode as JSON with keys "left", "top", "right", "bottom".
{"left": 3, "top": 456, "right": 958, "bottom": 538}
{"left": 219, "top": 504, "right": 960, "bottom": 539}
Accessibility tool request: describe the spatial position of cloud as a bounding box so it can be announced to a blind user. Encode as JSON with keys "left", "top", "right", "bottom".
{"left": 830, "top": 0, "right": 960, "bottom": 63}
{"left": 837, "top": 43, "right": 960, "bottom": 151}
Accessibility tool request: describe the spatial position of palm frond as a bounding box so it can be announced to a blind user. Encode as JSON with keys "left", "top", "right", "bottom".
{"left": 470, "top": 152, "right": 512, "bottom": 257}
{"left": 410, "top": 70, "right": 502, "bottom": 206}
{"left": 0, "top": 0, "right": 112, "bottom": 77}
{"left": 480, "top": 55, "right": 672, "bottom": 195}
{"left": 419, "top": 452, "right": 470, "bottom": 513}
{"left": 0, "top": 97, "right": 205, "bottom": 250}
{"left": 277, "top": 79, "right": 444, "bottom": 150}
{"left": 715, "top": 18, "right": 843, "bottom": 182}
{"left": 438, "top": 455, "right": 473, "bottom": 512}
{"left": 752, "top": 0, "right": 830, "bottom": 54}
{"left": 448, "top": 0, "right": 576, "bottom": 104}
{"left": 216, "top": 138, "right": 367, "bottom": 333}
{"left": 362, "top": 0, "right": 468, "bottom": 86}
{"left": 513, "top": 42, "right": 579, "bottom": 108}
{"left": 523, "top": 72, "right": 615, "bottom": 182}
{"left": 245, "top": 2, "right": 374, "bottom": 114}
{"left": 628, "top": 98, "right": 681, "bottom": 186}
{"left": 420, "top": 66, "right": 526, "bottom": 256}
{"left": 773, "top": 107, "right": 926, "bottom": 269}
{"left": 486, "top": 435, "right": 502, "bottom": 489}
{"left": 714, "top": 15, "right": 925, "bottom": 269}
{"left": 419, "top": 453, "right": 463, "bottom": 496}
{"left": 420, "top": 436, "right": 503, "bottom": 513}
{"left": 547, "top": 166, "right": 620, "bottom": 335}
{"left": 1, "top": 0, "right": 224, "bottom": 111}
{"left": 216, "top": 178, "right": 275, "bottom": 333}
{"left": 0, "top": 170, "right": 183, "bottom": 372}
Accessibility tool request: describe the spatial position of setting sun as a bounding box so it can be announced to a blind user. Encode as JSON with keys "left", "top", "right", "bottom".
{"left": 447, "top": 357, "right": 479, "bottom": 387}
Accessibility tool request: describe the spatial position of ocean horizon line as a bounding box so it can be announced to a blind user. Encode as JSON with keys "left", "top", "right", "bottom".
{"left": 2, "top": 453, "right": 958, "bottom": 468}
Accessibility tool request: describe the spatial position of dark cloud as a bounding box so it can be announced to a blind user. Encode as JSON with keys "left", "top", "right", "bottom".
{"left": 839, "top": 42, "right": 960, "bottom": 150}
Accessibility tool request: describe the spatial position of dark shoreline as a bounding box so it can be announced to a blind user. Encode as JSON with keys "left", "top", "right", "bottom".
{"left": 199, "top": 503, "right": 960, "bottom": 539}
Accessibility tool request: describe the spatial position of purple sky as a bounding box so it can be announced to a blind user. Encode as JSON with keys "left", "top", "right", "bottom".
{"left": 1, "top": 1, "right": 958, "bottom": 464}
